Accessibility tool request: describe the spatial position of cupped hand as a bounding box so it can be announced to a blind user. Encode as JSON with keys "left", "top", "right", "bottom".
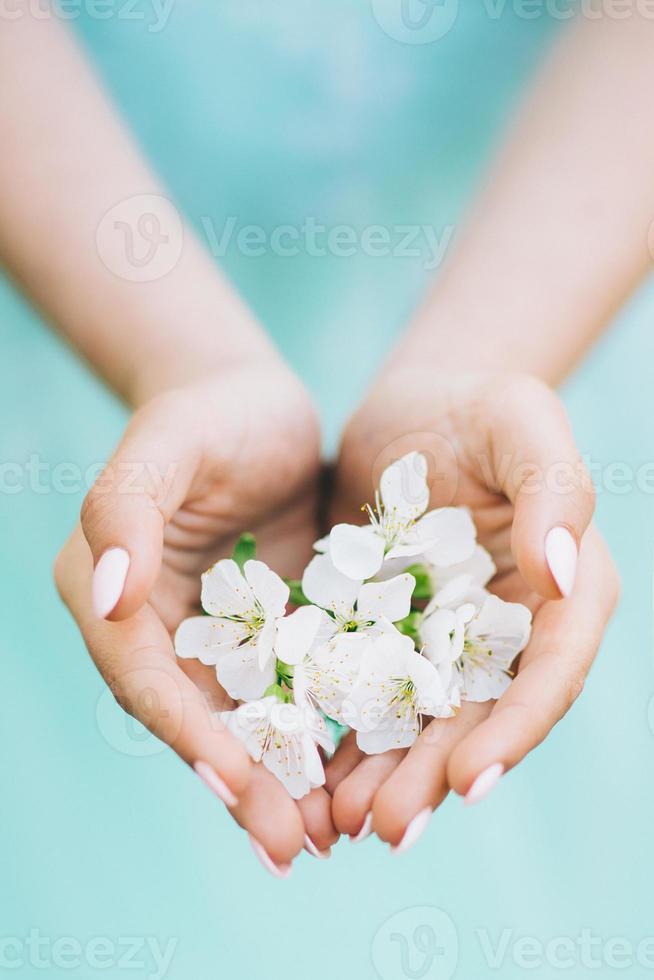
{"left": 55, "top": 360, "right": 338, "bottom": 870}
{"left": 325, "top": 369, "right": 619, "bottom": 849}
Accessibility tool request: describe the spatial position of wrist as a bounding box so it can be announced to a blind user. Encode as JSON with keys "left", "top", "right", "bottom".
{"left": 128, "top": 339, "right": 280, "bottom": 408}
{"left": 388, "top": 286, "right": 577, "bottom": 386}
{"left": 121, "top": 264, "right": 280, "bottom": 407}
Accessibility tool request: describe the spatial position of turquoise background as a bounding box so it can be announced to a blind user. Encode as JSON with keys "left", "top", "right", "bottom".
{"left": 1, "top": 3, "right": 653, "bottom": 978}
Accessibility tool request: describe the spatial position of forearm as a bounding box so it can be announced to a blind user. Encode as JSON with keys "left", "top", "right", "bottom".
{"left": 396, "top": 17, "right": 654, "bottom": 385}
{"left": 0, "top": 13, "right": 274, "bottom": 407}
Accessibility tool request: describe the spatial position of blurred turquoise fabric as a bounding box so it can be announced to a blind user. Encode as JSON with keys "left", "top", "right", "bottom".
{"left": 2, "top": 3, "right": 653, "bottom": 978}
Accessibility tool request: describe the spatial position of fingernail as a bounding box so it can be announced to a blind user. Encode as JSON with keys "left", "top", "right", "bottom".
{"left": 92, "top": 547, "right": 130, "bottom": 619}
{"left": 390, "top": 807, "right": 432, "bottom": 855}
{"left": 464, "top": 763, "right": 505, "bottom": 806}
{"left": 545, "top": 526, "right": 577, "bottom": 598}
{"left": 304, "top": 834, "right": 331, "bottom": 860}
{"left": 193, "top": 761, "right": 238, "bottom": 808}
{"left": 248, "top": 835, "right": 292, "bottom": 879}
{"left": 350, "top": 811, "right": 373, "bottom": 844}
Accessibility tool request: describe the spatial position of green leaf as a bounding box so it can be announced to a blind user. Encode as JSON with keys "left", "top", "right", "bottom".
{"left": 405, "top": 563, "right": 433, "bottom": 602}
{"left": 284, "top": 579, "right": 311, "bottom": 606}
{"left": 395, "top": 610, "right": 421, "bottom": 646}
{"left": 263, "top": 682, "right": 292, "bottom": 703}
{"left": 276, "top": 659, "right": 295, "bottom": 686}
{"left": 232, "top": 532, "right": 257, "bottom": 571}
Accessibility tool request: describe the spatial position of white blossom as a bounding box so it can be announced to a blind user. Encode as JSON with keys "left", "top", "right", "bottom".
{"left": 175, "top": 558, "right": 288, "bottom": 701}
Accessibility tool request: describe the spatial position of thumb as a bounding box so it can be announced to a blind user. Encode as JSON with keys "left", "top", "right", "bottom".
{"left": 82, "top": 395, "right": 199, "bottom": 621}
{"left": 486, "top": 376, "right": 595, "bottom": 600}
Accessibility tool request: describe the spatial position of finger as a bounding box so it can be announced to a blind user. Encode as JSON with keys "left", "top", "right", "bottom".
{"left": 371, "top": 703, "right": 491, "bottom": 848}
{"left": 231, "top": 765, "right": 305, "bottom": 872}
{"left": 447, "top": 525, "right": 619, "bottom": 799}
{"left": 55, "top": 527, "right": 251, "bottom": 797}
{"left": 323, "top": 730, "right": 364, "bottom": 795}
{"left": 331, "top": 748, "right": 407, "bottom": 838}
{"left": 486, "top": 376, "right": 595, "bottom": 599}
{"left": 297, "top": 788, "right": 340, "bottom": 857}
{"left": 81, "top": 394, "right": 199, "bottom": 621}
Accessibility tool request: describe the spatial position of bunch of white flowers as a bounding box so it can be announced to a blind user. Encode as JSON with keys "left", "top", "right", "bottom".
{"left": 175, "top": 452, "right": 532, "bottom": 799}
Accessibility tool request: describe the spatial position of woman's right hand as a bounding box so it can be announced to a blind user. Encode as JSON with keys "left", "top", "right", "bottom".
{"left": 54, "top": 359, "right": 339, "bottom": 874}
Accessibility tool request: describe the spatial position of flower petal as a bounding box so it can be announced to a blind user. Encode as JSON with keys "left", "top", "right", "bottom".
{"left": 201, "top": 559, "right": 254, "bottom": 618}
{"left": 298, "top": 632, "right": 368, "bottom": 722}
{"left": 380, "top": 451, "right": 429, "bottom": 521}
{"left": 357, "top": 573, "right": 415, "bottom": 624}
{"left": 302, "top": 553, "right": 361, "bottom": 615}
{"left": 460, "top": 663, "right": 512, "bottom": 702}
{"left": 419, "top": 608, "right": 457, "bottom": 666}
{"left": 407, "top": 650, "right": 450, "bottom": 716}
{"left": 445, "top": 544, "right": 496, "bottom": 588}
{"left": 256, "top": 618, "right": 277, "bottom": 671}
{"left": 174, "top": 615, "right": 244, "bottom": 666}
{"left": 220, "top": 700, "right": 269, "bottom": 762}
{"left": 258, "top": 702, "right": 326, "bottom": 800}
{"left": 274, "top": 605, "right": 331, "bottom": 666}
{"left": 217, "top": 644, "right": 276, "bottom": 701}
{"left": 243, "top": 559, "right": 289, "bottom": 616}
{"left": 420, "top": 507, "right": 477, "bottom": 567}
{"left": 468, "top": 594, "right": 532, "bottom": 656}
{"left": 328, "top": 523, "right": 385, "bottom": 581}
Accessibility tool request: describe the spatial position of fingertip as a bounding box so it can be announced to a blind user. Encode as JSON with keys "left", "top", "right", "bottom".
{"left": 511, "top": 514, "right": 578, "bottom": 601}
{"left": 255, "top": 807, "right": 305, "bottom": 867}
{"left": 92, "top": 547, "right": 130, "bottom": 619}
{"left": 332, "top": 779, "right": 370, "bottom": 837}
{"left": 446, "top": 743, "right": 484, "bottom": 798}
{"left": 297, "top": 789, "right": 340, "bottom": 851}
{"left": 544, "top": 525, "right": 578, "bottom": 598}
{"left": 370, "top": 783, "right": 409, "bottom": 846}
{"left": 209, "top": 742, "right": 253, "bottom": 799}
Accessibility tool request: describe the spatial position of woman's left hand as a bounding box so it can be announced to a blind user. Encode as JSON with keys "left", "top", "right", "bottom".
{"left": 324, "top": 369, "right": 619, "bottom": 849}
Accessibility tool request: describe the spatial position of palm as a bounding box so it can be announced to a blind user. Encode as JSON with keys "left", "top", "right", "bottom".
{"left": 323, "top": 370, "right": 614, "bottom": 845}
{"left": 147, "top": 363, "right": 321, "bottom": 634}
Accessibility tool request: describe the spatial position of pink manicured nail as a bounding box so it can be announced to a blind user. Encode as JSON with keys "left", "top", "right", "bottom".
{"left": 545, "top": 526, "right": 577, "bottom": 598}
{"left": 304, "top": 834, "right": 331, "bottom": 860}
{"left": 249, "top": 835, "right": 292, "bottom": 879}
{"left": 465, "top": 763, "right": 505, "bottom": 806}
{"left": 350, "top": 811, "right": 373, "bottom": 844}
{"left": 92, "top": 547, "right": 130, "bottom": 619}
{"left": 391, "top": 807, "right": 431, "bottom": 855}
{"left": 193, "top": 761, "right": 238, "bottom": 808}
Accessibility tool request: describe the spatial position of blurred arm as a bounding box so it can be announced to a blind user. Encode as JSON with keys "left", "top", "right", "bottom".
{"left": 0, "top": 12, "right": 275, "bottom": 406}
{"left": 396, "top": 16, "right": 654, "bottom": 384}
